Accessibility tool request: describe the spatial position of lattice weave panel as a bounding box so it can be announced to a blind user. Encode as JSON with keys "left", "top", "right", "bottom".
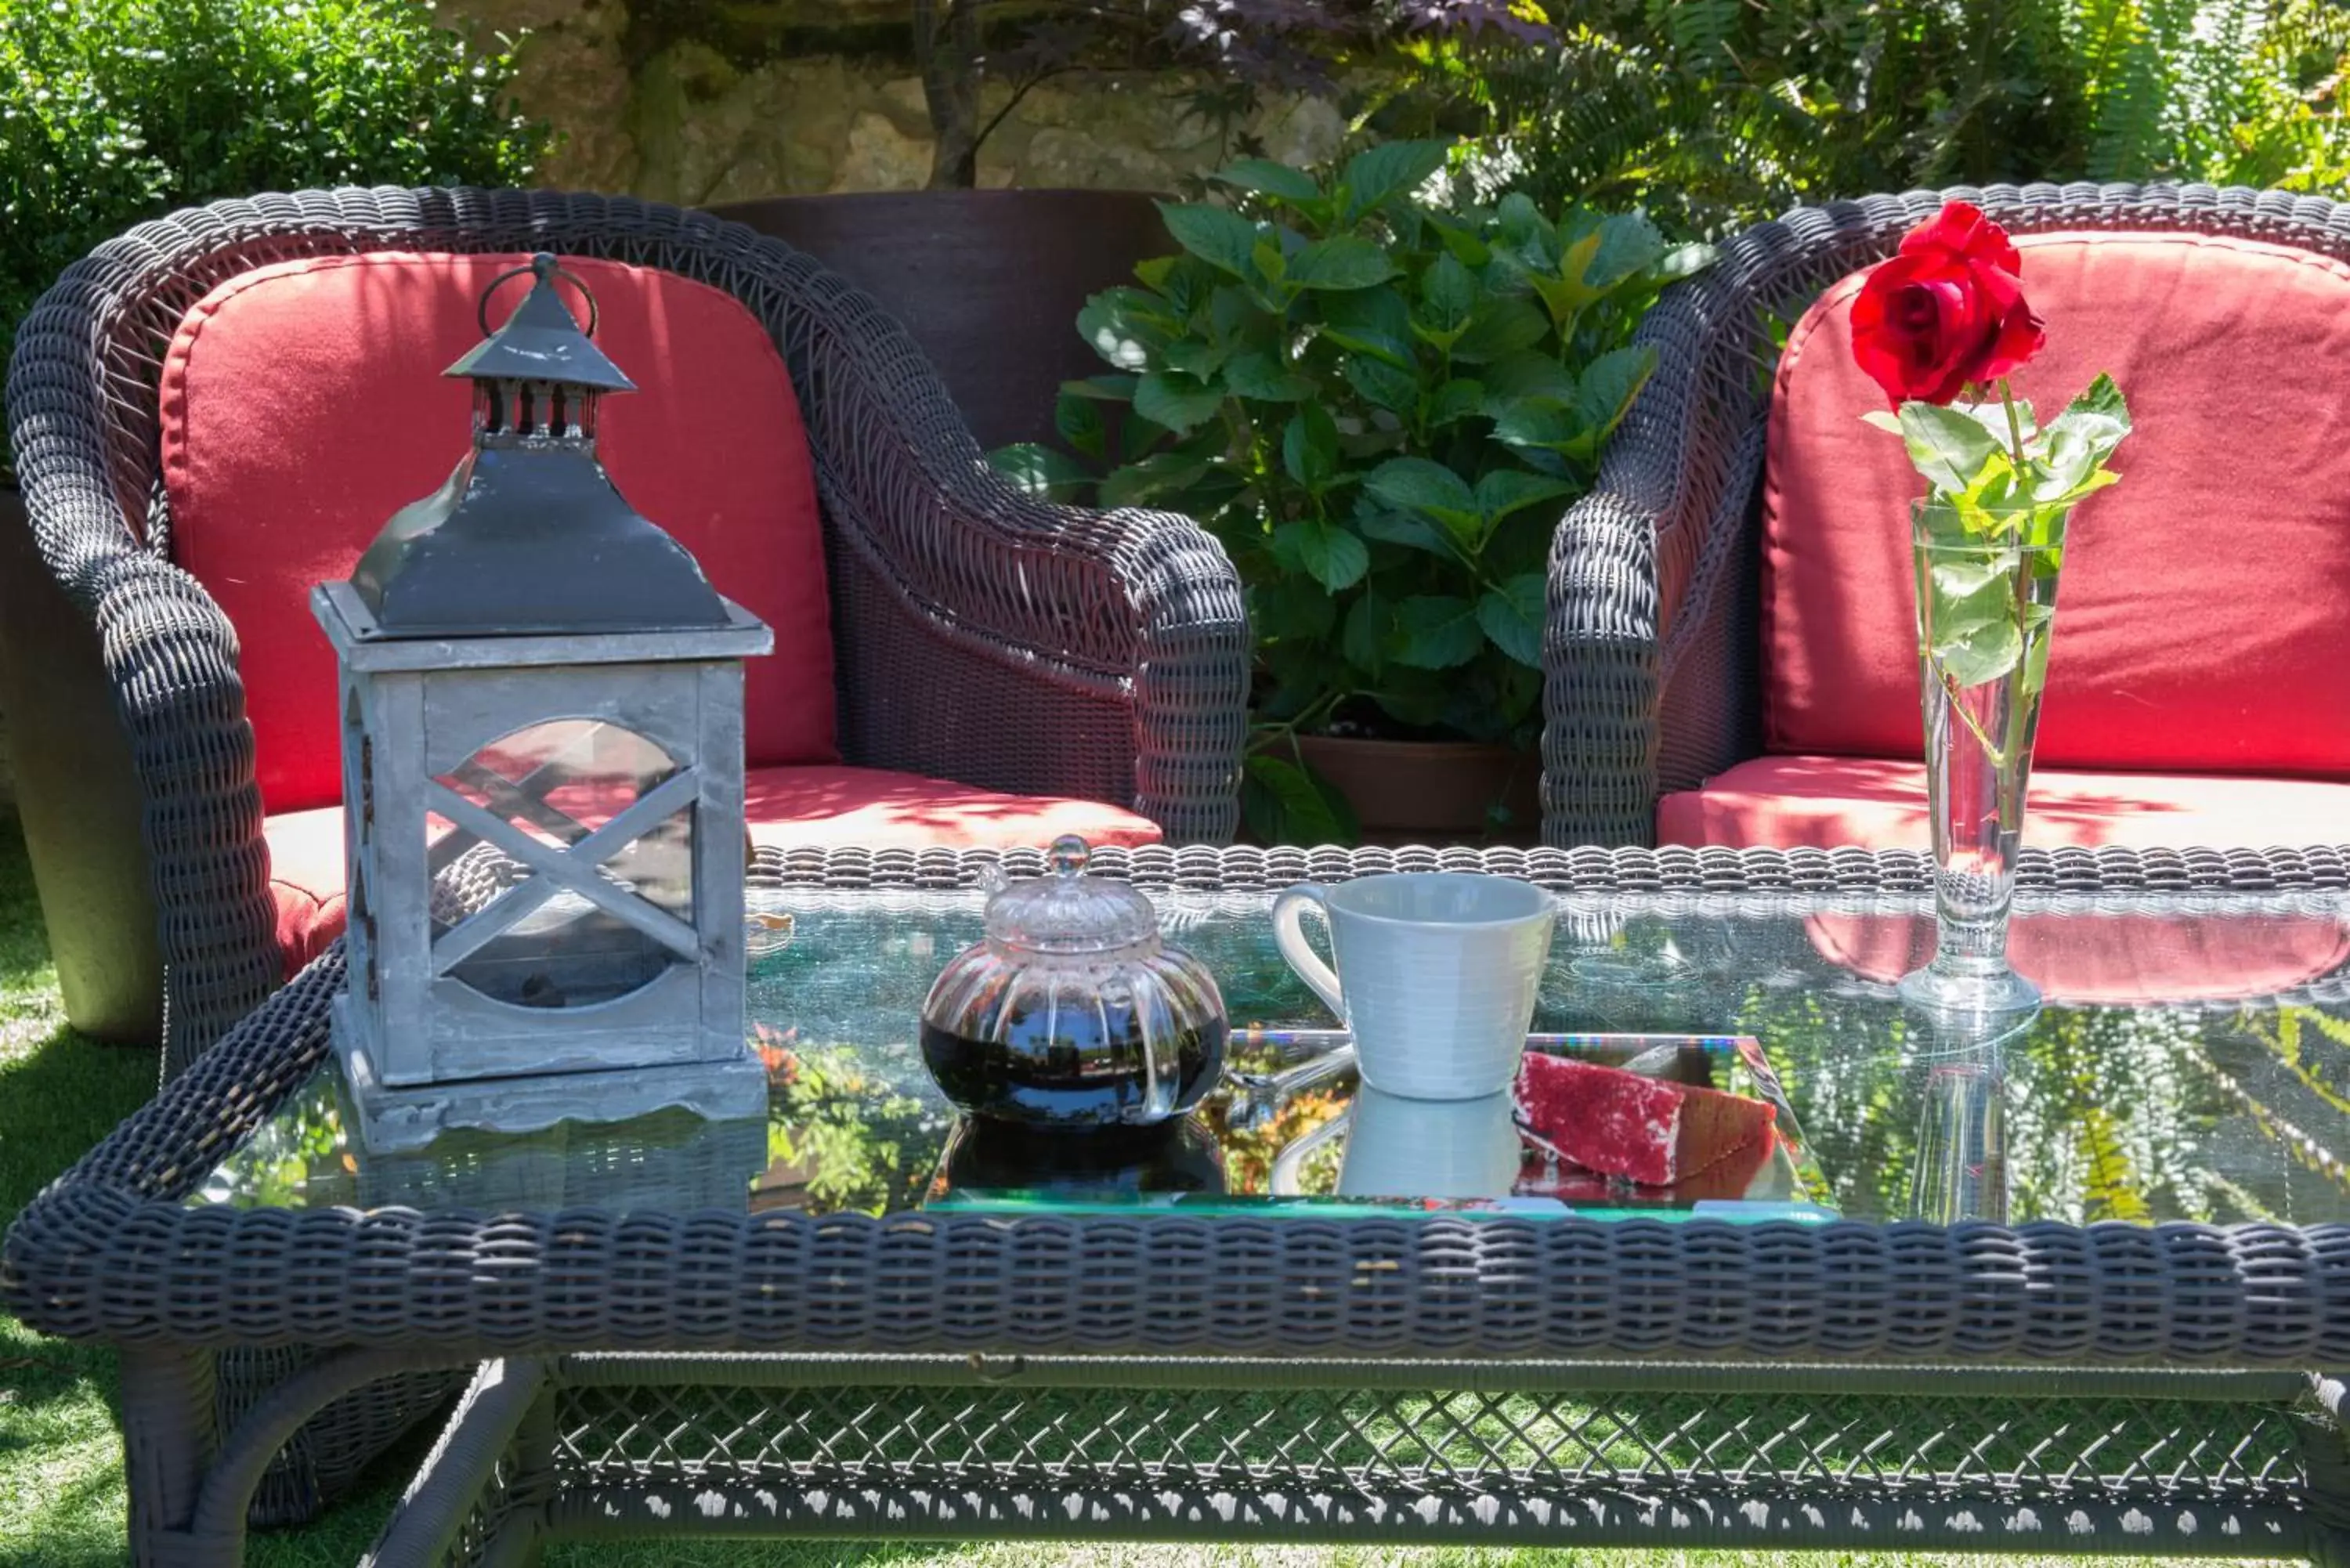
{"left": 552, "top": 1383, "right": 2315, "bottom": 1512}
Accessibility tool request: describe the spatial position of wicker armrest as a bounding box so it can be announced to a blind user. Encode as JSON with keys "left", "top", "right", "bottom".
{"left": 1540, "top": 245, "right": 1777, "bottom": 848}
{"left": 9, "top": 291, "right": 284, "bottom": 1077}
{"left": 768, "top": 248, "right": 1248, "bottom": 842}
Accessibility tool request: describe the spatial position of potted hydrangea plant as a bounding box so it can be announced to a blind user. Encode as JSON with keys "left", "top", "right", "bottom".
{"left": 998, "top": 142, "right": 1708, "bottom": 844}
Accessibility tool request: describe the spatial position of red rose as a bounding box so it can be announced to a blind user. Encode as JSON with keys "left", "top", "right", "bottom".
{"left": 1850, "top": 201, "right": 2045, "bottom": 406}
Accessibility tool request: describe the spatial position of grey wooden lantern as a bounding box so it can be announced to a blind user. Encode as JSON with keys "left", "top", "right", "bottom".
{"left": 312, "top": 253, "right": 773, "bottom": 1154}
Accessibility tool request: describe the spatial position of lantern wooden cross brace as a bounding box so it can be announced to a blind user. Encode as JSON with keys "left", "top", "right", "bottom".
{"left": 313, "top": 254, "right": 772, "bottom": 1154}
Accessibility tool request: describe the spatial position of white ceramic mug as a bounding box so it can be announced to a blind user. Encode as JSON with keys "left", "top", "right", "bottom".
{"left": 1337, "top": 1086, "right": 1520, "bottom": 1199}
{"left": 1271, "top": 872, "right": 1556, "bottom": 1100}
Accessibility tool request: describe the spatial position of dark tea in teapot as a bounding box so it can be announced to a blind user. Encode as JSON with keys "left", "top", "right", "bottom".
{"left": 920, "top": 836, "right": 1229, "bottom": 1129}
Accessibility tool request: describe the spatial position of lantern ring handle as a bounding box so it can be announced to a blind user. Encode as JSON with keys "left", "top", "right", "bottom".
{"left": 476, "top": 254, "right": 600, "bottom": 339}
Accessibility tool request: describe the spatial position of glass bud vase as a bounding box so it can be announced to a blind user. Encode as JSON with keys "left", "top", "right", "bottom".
{"left": 1900, "top": 500, "right": 2066, "bottom": 1019}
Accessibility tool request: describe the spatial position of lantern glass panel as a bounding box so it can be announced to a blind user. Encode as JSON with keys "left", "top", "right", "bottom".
{"left": 425, "top": 719, "right": 698, "bottom": 1010}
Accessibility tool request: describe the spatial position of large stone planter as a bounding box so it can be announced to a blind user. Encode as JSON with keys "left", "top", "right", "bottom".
{"left": 0, "top": 480, "right": 163, "bottom": 1042}
{"left": 707, "top": 189, "right": 1170, "bottom": 452}
{"left": 1294, "top": 734, "right": 1542, "bottom": 847}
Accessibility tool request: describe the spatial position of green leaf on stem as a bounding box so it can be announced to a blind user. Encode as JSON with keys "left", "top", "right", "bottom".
{"left": 1585, "top": 211, "right": 1668, "bottom": 291}
{"left": 1427, "top": 378, "right": 1487, "bottom": 428}
{"left": 1133, "top": 370, "right": 1225, "bottom": 435}
{"left": 1491, "top": 396, "right": 1580, "bottom": 454}
{"left": 1419, "top": 251, "right": 1479, "bottom": 333}
{"left": 2021, "top": 603, "right": 2055, "bottom": 694}
{"left": 1394, "top": 594, "right": 1486, "bottom": 667}
{"left": 1474, "top": 469, "right": 1578, "bottom": 526}
{"left": 1337, "top": 139, "right": 1451, "bottom": 223}
{"left": 1275, "top": 518, "right": 1368, "bottom": 591}
{"left": 1896, "top": 401, "right": 2005, "bottom": 494}
{"left": 1162, "top": 338, "right": 1227, "bottom": 381}
{"left": 1366, "top": 458, "right": 1482, "bottom": 538}
{"left": 1933, "top": 617, "right": 2023, "bottom": 688}
{"left": 1922, "top": 558, "right": 2024, "bottom": 687}
{"left": 1242, "top": 752, "right": 1359, "bottom": 847}
{"left": 1213, "top": 158, "right": 1320, "bottom": 203}
{"left": 2044, "top": 373, "right": 2132, "bottom": 468}
{"left": 1356, "top": 507, "right": 1462, "bottom": 561}
{"left": 1061, "top": 373, "right": 1138, "bottom": 403}
{"left": 1422, "top": 209, "right": 1492, "bottom": 268}
{"left": 1054, "top": 391, "right": 1106, "bottom": 459}
{"left": 1117, "top": 409, "right": 1170, "bottom": 463}
{"left": 1343, "top": 589, "right": 1393, "bottom": 674}
{"left": 1156, "top": 201, "right": 1266, "bottom": 280}
{"left": 1574, "top": 345, "right": 1656, "bottom": 445}
{"left": 1450, "top": 294, "right": 1551, "bottom": 363}
{"left": 989, "top": 443, "right": 1094, "bottom": 502}
{"left": 2034, "top": 425, "right": 2095, "bottom": 500}
{"left": 1077, "top": 290, "right": 1170, "bottom": 370}
{"left": 1482, "top": 352, "right": 1578, "bottom": 405}
{"left": 1250, "top": 577, "right": 1339, "bottom": 641}
{"left": 1343, "top": 355, "right": 1419, "bottom": 413}
{"left": 1222, "top": 349, "right": 1314, "bottom": 402}
{"left": 1098, "top": 451, "right": 1209, "bottom": 509}
{"left": 1282, "top": 405, "right": 1340, "bottom": 492}
{"left": 1289, "top": 234, "right": 1396, "bottom": 291}
{"left": 1652, "top": 242, "right": 1716, "bottom": 283}
{"left": 1318, "top": 285, "right": 1417, "bottom": 367}
{"left": 1477, "top": 574, "right": 1547, "bottom": 667}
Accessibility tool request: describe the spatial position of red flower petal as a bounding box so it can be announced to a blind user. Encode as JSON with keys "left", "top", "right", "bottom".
{"left": 1974, "top": 298, "right": 2047, "bottom": 382}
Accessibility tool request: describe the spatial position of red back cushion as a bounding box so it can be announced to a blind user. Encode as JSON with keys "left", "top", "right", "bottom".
{"left": 1761, "top": 231, "right": 2350, "bottom": 777}
{"left": 161, "top": 251, "right": 837, "bottom": 815}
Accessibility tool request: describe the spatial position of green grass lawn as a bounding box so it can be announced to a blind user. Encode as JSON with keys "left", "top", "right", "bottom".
{"left": 0, "top": 814, "right": 2298, "bottom": 1567}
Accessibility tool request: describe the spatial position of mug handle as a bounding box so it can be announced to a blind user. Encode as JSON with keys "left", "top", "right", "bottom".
{"left": 1271, "top": 883, "right": 1346, "bottom": 1021}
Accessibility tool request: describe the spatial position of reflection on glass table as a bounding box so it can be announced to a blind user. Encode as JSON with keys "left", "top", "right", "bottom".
{"left": 195, "top": 884, "right": 2350, "bottom": 1231}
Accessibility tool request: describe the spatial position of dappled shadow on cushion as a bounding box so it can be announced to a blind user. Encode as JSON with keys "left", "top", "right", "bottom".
{"left": 743, "top": 764, "right": 1161, "bottom": 851}
{"left": 1658, "top": 754, "right": 2350, "bottom": 854}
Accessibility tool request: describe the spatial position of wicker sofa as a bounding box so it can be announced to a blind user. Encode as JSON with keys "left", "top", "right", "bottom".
{"left": 1538, "top": 181, "right": 2350, "bottom": 851}
{"left": 2, "top": 186, "right": 1250, "bottom": 1078}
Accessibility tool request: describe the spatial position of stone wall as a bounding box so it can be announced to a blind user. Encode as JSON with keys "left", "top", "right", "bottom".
{"left": 443, "top": 0, "right": 1344, "bottom": 202}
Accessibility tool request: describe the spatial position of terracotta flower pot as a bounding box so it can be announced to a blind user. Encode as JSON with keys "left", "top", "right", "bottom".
{"left": 1292, "top": 735, "right": 1542, "bottom": 847}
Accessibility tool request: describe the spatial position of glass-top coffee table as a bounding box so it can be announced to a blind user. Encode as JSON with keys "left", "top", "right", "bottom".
{"left": 199, "top": 870, "right": 2350, "bottom": 1231}
{"left": 11, "top": 843, "right": 2350, "bottom": 1567}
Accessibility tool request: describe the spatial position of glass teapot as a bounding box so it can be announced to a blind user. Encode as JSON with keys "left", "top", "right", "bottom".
{"left": 920, "top": 836, "right": 1228, "bottom": 1127}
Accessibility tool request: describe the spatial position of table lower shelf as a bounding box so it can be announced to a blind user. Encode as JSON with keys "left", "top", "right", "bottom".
{"left": 379, "top": 1354, "right": 2350, "bottom": 1566}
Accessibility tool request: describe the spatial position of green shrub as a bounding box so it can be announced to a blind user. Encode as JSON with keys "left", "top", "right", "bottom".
{"left": 1382, "top": 0, "right": 2350, "bottom": 233}
{"left": 0, "top": 0, "right": 549, "bottom": 474}
{"left": 994, "top": 143, "right": 1708, "bottom": 842}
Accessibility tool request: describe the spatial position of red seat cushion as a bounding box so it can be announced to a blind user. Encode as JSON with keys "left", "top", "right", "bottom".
{"left": 161, "top": 251, "right": 839, "bottom": 817}
{"left": 262, "top": 765, "right": 1165, "bottom": 978}
{"left": 1657, "top": 755, "right": 2350, "bottom": 852}
{"left": 1762, "top": 231, "right": 2350, "bottom": 777}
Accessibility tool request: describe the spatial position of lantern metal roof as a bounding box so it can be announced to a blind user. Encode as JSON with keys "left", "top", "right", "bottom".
{"left": 345, "top": 253, "right": 734, "bottom": 638}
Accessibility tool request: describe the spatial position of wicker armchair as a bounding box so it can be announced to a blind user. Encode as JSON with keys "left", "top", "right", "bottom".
{"left": 1537, "top": 181, "right": 2350, "bottom": 848}
{"left": 3, "top": 186, "right": 1249, "bottom": 1079}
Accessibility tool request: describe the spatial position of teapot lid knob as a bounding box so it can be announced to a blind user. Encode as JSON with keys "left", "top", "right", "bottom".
{"left": 1047, "top": 834, "right": 1090, "bottom": 878}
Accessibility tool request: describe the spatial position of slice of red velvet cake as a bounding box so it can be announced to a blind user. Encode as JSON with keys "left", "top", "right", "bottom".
{"left": 1513, "top": 1052, "right": 1777, "bottom": 1188}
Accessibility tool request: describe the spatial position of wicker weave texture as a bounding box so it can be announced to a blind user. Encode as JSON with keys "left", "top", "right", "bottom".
{"left": 2, "top": 186, "right": 1250, "bottom": 1081}
{"left": 1539, "top": 182, "right": 2350, "bottom": 847}
{"left": 12, "top": 844, "right": 2350, "bottom": 1369}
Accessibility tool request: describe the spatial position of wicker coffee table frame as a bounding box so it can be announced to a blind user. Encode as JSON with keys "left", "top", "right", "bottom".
{"left": 9, "top": 842, "right": 2350, "bottom": 1566}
